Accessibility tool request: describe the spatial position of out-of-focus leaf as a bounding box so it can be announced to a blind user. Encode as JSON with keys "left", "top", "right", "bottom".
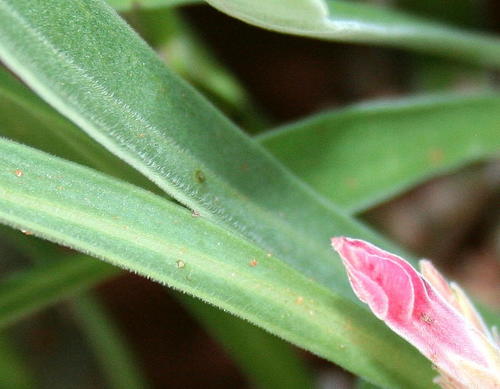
{"left": 394, "top": 0, "right": 489, "bottom": 92}
{"left": 0, "top": 334, "right": 34, "bottom": 389}
{"left": 258, "top": 95, "right": 500, "bottom": 213}
{"left": 72, "top": 294, "right": 150, "bottom": 389}
{"left": 204, "top": 0, "right": 500, "bottom": 67}
{"left": 0, "top": 139, "right": 434, "bottom": 388}
{"left": 1, "top": 225, "right": 148, "bottom": 389}
{"left": 0, "top": 255, "right": 117, "bottom": 329}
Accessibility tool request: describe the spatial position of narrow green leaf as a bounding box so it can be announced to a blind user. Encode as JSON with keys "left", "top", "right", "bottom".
{"left": 0, "top": 228, "right": 149, "bottom": 389}
{"left": 0, "top": 334, "right": 34, "bottom": 389}
{"left": 204, "top": 0, "right": 500, "bottom": 67}
{"left": 72, "top": 294, "right": 150, "bottom": 389}
{"left": 258, "top": 95, "right": 500, "bottom": 213}
{"left": 0, "top": 139, "right": 434, "bottom": 388}
{"left": 0, "top": 0, "right": 392, "bottom": 302}
{"left": 181, "top": 294, "right": 315, "bottom": 389}
{"left": 0, "top": 255, "right": 117, "bottom": 329}
{"left": 395, "top": 0, "right": 490, "bottom": 92}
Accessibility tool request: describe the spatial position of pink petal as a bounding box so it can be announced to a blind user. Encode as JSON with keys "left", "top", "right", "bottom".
{"left": 331, "top": 237, "right": 491, "bottom": 381}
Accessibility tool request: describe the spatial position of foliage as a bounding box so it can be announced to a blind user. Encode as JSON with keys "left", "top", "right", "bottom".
{"left": 0, "top": 0, "right": 498, "bottom": 388}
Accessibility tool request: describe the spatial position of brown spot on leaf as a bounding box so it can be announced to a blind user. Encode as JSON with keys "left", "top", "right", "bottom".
{"left": 249, "top": 259, "right": 258, "bottom": 267}
{"left": 345, "top": 177, "right": 358, "bottom": 189}
{"left": 428, "top": 149, "right": 444, "bottom": 165}
{"left": 194, "top": 170, "right": 206, "bottom": 184}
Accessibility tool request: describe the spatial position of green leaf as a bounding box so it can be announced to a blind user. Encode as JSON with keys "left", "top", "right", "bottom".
{"left": 0, "top": 66, "right": 159, "bottom": 193}
{"left": 0, "top": 334, "right": 34, "bottom": 389}
{"left": 72, "top": 294, "right": 150, "bottom": 389}
{"left": 0, "top": 67, "right": 311, "bottom": 389}
{"left": 121, "top": 8, "right": 268, "bottom": 132}
{"left": 0, "top": 0, "right": 391, "bottom": 301}
{"left": 2, "top": 65, "right": 498, "bottom": 222}
{"left": 0, "top": 227, "right": 148, "bottom": 389}
{"left": 356, "top": 380, "right": 381, "bottom": 389}
{"left": 204, "top": 0, "right": 500, "bottom": 67}
{"left": 0, "top": 138, "right": 434, "bottom": 388}
{"left": 108, "top": 0, "right": 201, "bottom": 11}
{"left": 258, "top": 95, "right": 500, "bottom": 213}
{"left": 0, "top": 254, "right": 117, "bottom": 329}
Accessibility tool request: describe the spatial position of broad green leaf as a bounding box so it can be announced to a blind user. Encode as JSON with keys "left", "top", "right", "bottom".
{"left": 0, "top": 0, "right": 389, "bottom": 301}
{"left": 72, "top": 294, "right": 150, "bottom": 389}
{"left": 0, "top": 254, "right": 117, "bottom": 329}
{"left": 258, "top": 95, "right": 500, "bottom": 213}
{"left": 0, "top": 334, "right": 34, "bottom": 389}
{"left": 204, "top": 0, "right": 500, "bottom": 67}
{"left": 108, "top": 0, "right": 200, "bottom": 11}
{"left": 181, "top": 294, "right": 315, "bottom": 389}
{"left": 0, "top": 139, "right": 434, "bottom": 388}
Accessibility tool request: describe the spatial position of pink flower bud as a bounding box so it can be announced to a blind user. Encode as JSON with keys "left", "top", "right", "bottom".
{"left": 331, "top": 237, "right": 500, "bottom": 388}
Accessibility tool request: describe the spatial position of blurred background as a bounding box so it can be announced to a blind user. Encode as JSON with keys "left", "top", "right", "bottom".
{"left": 1, "top": 1, "right": 499, "bottom": 388}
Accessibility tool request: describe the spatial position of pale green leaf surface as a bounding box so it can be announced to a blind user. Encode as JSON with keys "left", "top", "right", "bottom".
{"left": 258, "top": 95, "right": 500, "bottom": 213}
{"left": 0, "top": 138, "right": 434, "bottom": 388}
{"left": 0, "top": 67, "right": 159, "bottom": 193}
{"left": 72, "top": 294, "right": 150, "bottom": 389}
{"left": 0, "top": 0, "right": 389, "bottom": 302}
{"left": 204, "top": 0, "right": 500, "bottom": 67}
{"left": 0, "top": 254, "right": 117, "bottom": 329}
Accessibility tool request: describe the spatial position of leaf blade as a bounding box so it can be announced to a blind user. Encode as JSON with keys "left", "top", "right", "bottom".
{"left": 205, "top": 0, "right": 500, "bottom": 67}
{"left": 0, "top": 138, "right": 434, "bottom": 388}
{"left": 0, "top": 0, "right": 389, "bottom": 301}
{"left": 0, "top": 255, "right": 117, "bottom": 329}
{"left": 72, "top": 294, "right": 151, "bottom": 389}
{"left": 258, "top": 95, "right": 500, "bottom": 213}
